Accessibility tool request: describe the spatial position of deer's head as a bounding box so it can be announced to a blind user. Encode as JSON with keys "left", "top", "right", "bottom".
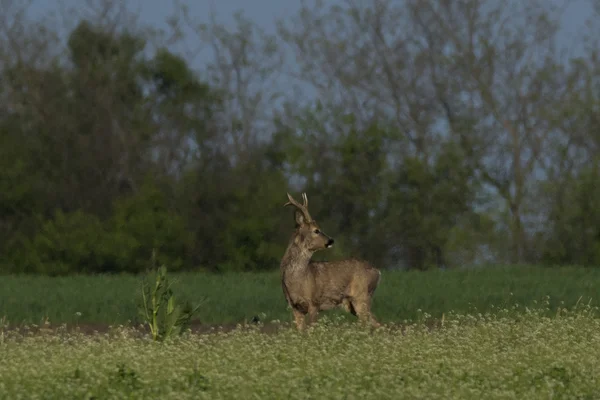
{"left": 285, "top": 192, "right": 334, "bottom": 252}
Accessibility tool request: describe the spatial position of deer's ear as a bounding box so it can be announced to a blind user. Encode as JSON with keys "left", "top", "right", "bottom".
{"left": 294, "top": 209, "right": 306, "bottom": 226}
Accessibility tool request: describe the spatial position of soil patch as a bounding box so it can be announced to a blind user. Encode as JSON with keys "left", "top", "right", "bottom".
{"left": 2, "top": 319, "right": 292, "bottom": 337}
{"left": 2, "top": 318, "right": 441, "bottom": 337}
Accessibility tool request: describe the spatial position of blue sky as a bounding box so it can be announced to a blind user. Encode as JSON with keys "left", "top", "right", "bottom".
{"left": 30, "top": 0, "right": 593, "bottom": 55}
{"left": 119, "top": 0, "right": 592, "bottom": 38}
{"left": 136, "top": 0, "right": 294, "bottom": 34}
{"left": 30, "top": 0, "right": 293, "bottom": 36}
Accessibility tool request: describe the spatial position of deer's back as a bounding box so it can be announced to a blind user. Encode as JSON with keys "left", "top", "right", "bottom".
{"left": 308, "top": 258, "right": 381, "bottom": 309}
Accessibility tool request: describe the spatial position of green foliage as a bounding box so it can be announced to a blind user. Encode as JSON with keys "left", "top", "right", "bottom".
{"left": 0, "top": 128, "right": 44, "bottom": 222}
{"left": 385, "top": 142, "right": 477, "bottom": 269}
{"left": 68, "top": 20, "right": 145, "bottom": 70}
{"left": 325, "top": 124, "right": 389, "bottom": 263}
{"left": 444, "top": 212, "right": 501, "bottom": 266}
{"left": 16, "top": 210, "right": 108, "bottom": 275}
{"left": 542, "top": 164, "right": 600, "bottom": 266}
{"left": 139, "top": 261, "right": 203, "bottom": 342}
{"left": 180, "top": 149, "right": 290, "bottom": 272}
{"left": 150, "top": 49, "right": 212, "bottom": 100}
{"left": 110, "top": 181, "right": 194, "bottom": 273}
{"left": 10, "top": 181, "right": 193, "bottom": 275}
{"left": 216, "top": 167, "right": 289, "bottom": 272}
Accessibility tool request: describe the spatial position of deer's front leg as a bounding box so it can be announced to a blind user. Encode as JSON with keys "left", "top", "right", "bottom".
{"left": 292, "top": 308, "right": 306, "bottom": 331}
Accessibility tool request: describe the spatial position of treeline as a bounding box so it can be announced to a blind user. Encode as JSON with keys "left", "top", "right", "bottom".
{"left": 0, "top": 0, "right": 599, "bottom": 275}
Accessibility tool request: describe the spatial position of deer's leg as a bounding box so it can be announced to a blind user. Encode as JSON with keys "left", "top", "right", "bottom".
{"left": 292, "top": 308, "right": 306, "bottom": 331}
{"left": 368, "top": 314, "right": 382, "bottom": 328}
{"left": 307, "top": 304, "right": 319, "bottom": 325}
{"left": 341, "top": 298, "right": 357, "bottom": 316}
{"left": 351, "top": 297, "right": 381, "bottom": 328}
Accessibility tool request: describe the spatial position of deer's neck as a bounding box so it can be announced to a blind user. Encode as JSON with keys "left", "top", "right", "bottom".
{"left": 280, "top": 234, "right": 313, "bottom": 274}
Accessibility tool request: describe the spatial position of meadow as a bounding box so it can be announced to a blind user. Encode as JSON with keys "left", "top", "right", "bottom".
{"left": 1, "top": 304, "right": 600, "bottom": 399}
{"left": 1, "top": 265, "right": 599, "bottom": 327}
{"left": 2, "top": 265, "right": 600, "bottom": 398}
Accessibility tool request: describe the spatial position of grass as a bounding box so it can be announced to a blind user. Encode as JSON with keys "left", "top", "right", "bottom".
{"left": 1, "top": 303, "right": 600, "bottom": 399}
{"left": 2, "top": 266, "right": 600, "bottom": 398}
{"left": 1, "top": 265, "right": 599, "bottom": 327}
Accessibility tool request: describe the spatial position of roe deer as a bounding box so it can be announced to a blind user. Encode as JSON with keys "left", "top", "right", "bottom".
{"left": 280, "top": 192, "right": 381, "bottom": 330}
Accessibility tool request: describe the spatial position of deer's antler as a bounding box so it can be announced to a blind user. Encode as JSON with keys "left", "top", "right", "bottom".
{"left": 284, "top": 192, "right": 312, "bottom": 222}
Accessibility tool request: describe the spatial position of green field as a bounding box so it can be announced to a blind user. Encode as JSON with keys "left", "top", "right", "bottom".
{"left": 2, "top": 266, "right": 600, "bottom": 398}
{"left": 1, "top": 304, "right": 600, "bottom": 399}
{"left": 1, "top": 265, "right": 599, "bottom": 326}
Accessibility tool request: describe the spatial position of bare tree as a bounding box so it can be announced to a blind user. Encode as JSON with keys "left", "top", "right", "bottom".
{"left": 409, "top": 0, "right": 574, "bottom": 263}
{"left": 277, "top": 0, "right": 579, "bottom": 265}
{"left": 178, "top": 7, "right": 285, "bottom": 163}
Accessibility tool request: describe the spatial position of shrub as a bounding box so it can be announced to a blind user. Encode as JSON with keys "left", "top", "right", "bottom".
{"left": 11, "top": 182, "right": 193, "bottom": 275}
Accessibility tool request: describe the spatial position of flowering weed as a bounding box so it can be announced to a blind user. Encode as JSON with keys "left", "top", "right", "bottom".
{"left": 1, "top": 303, "right": 599, "bottom": 399}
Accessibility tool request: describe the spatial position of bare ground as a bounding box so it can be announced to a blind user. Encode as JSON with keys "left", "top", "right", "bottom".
{"left": 2, "top": 318, "right": 440, "bottom": 338}
{"left": 2, "top": 319, "right": 288, "bottom": 337}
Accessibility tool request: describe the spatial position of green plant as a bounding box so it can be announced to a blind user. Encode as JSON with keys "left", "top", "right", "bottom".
{"left": 139, "top": 253, "right": 203, "bottom": 341}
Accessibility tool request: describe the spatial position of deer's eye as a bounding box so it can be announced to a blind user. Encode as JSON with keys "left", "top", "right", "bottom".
{"left": 314, "top": 229, "right": 320, "bottom": 234}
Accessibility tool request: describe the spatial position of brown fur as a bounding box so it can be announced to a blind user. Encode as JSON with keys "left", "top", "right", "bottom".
{"left": 280, "top": 192, "right": 382, "bottom": 330}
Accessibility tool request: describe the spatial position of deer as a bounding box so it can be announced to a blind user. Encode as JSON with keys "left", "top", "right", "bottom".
{"left": 280, "top": 192, "right": 382, "bottom": 331}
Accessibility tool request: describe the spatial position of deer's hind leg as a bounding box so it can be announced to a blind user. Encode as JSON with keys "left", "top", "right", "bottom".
{"left": 308, "top": 303, "right": 320, "bottom": 326}
{"left": 350, "top": 269, "right": 382, "bottom": 328}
